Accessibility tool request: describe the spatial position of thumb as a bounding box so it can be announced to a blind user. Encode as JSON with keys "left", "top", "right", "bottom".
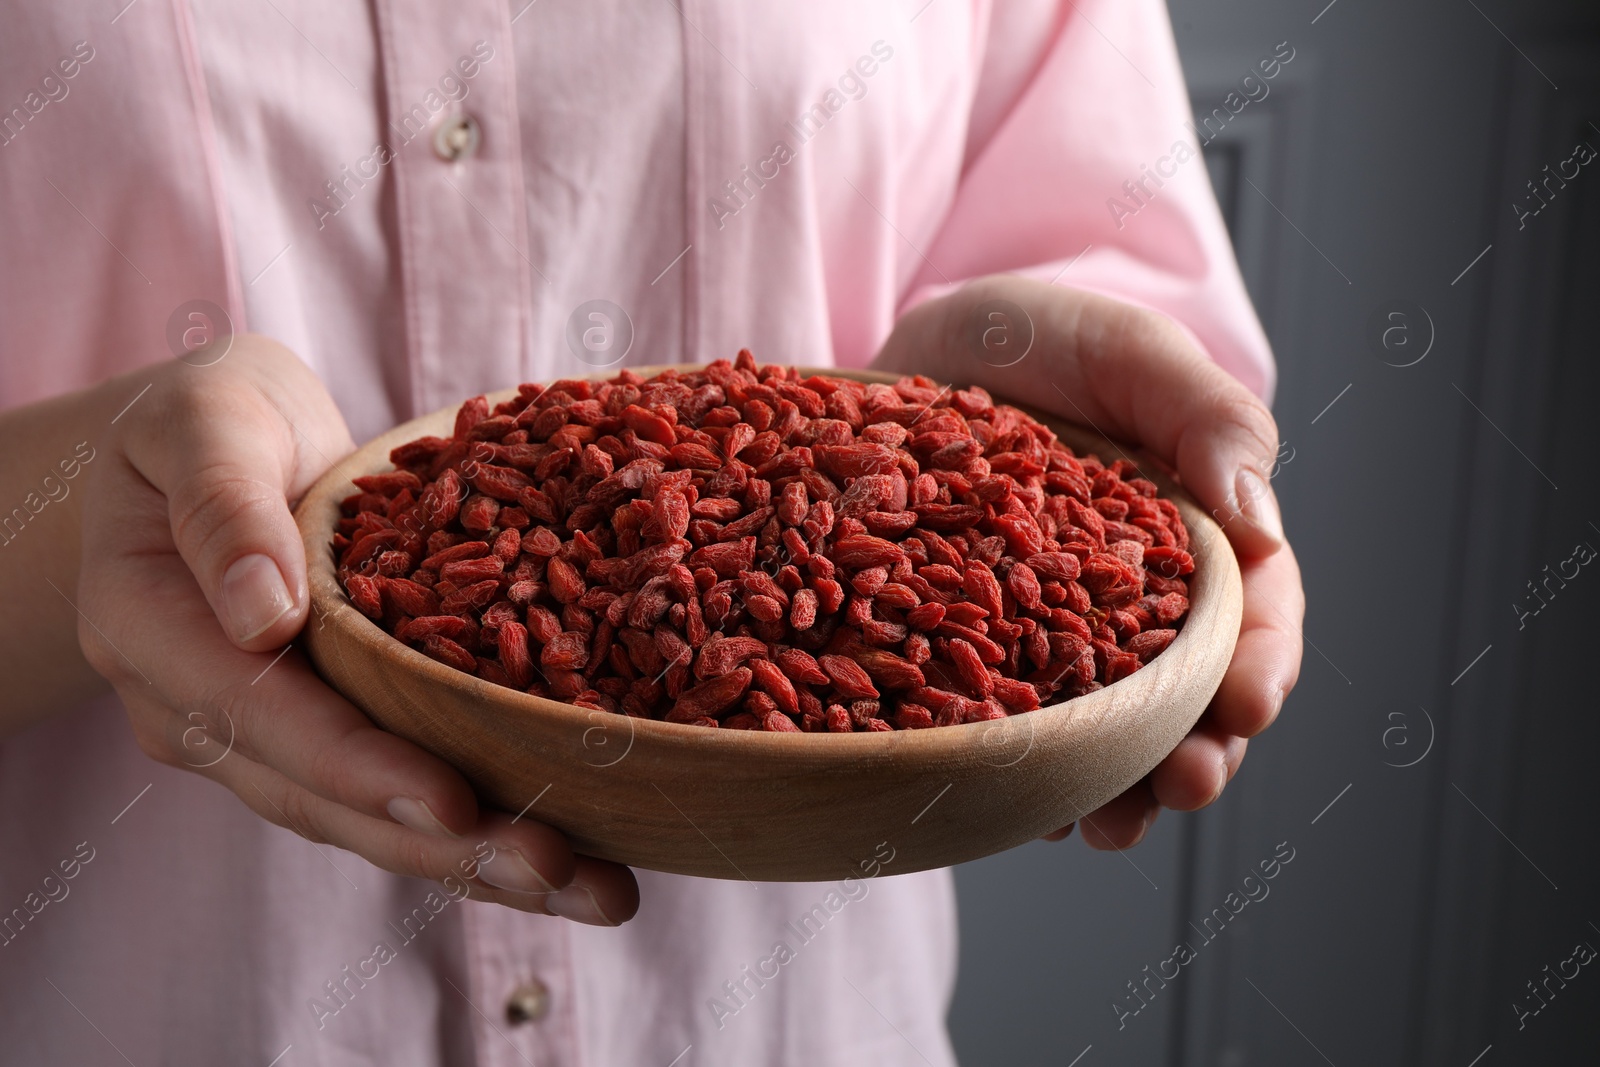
{"left": 175, "top": 462, "right": 307, "bottom": 650}
{"left": 924, "top": 279, "right": 1288, "bottom": 561}
{"left": 1025, "top": 282, "right": 1287, "bottom": 562}
{"left": 1001, "top": 284, "right": 1288, "bottom": 561}
{"left": 1169, "top": 386, "right": 1285, "bottom": 562}
{"left": 124, "top": 357, "right": 348, "bottom": 650}
{"left": 164, "top": 417, "right": 307, "bottom": 650}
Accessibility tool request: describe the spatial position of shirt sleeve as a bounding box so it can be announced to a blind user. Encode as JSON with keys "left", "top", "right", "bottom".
{"left": 900, "top": 0, "right": 1276, "bottom": 403}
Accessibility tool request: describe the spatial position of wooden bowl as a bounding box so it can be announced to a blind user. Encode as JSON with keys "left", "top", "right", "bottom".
{"left": 293, "top": 368, "right": 1241, "bottom": 881}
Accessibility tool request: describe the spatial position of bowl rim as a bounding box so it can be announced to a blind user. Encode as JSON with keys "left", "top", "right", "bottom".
{"left": 296, "top": 364, "right": 1238, "bottom": 758}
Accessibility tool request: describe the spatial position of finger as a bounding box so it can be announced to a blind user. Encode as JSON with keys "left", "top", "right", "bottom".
{"left": 224, "top": 647, "right": 484, "bottom": 834}
{"left": 1077, "top": 778, "right": 1158, "bottom": 850}
{"left": 214, "top": 756, "right": 563, "bottom": 896}
{"left": 1041, "top": 824, "right": 1074, "bottom": 842}
{"left": 910, "top": 279, "right": 1286, "bottom": 559}
{"left": 1210, "top": 543, "right": 1304, "bottom": 739}
{"left": 452, "top": 856, "right": 641, "bottom": 924}
{"left": 539, "top": 855, "right": 642, "bottom": 925}
{"left": 1061, "top": 292, "right": 1285, "bottom": 561}
{"left": 467, "top": 815, "right": 639, "bottom": 924}
{"left": 116, "top": 342, "right": 353, "bottom": 650}
{"left": 221, "top": 759, "right": 639, "bottom": 924}
{"left": 1148, "top": 713, "right": 1248, "bottom": 812}
{"left": 89, "top": 527, "right": 482, "bottom": 835}
{"left": 121, "top": 662, "right": 482, "bottom": 842}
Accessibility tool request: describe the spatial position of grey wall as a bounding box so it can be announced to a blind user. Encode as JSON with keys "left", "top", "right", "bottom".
{"left": 950, "top": 2, "right": 1600, "bottom": 1063}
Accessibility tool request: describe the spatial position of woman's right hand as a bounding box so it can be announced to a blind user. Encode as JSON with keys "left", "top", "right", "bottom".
{"left": 76, "top": 336, "right": 638, "bottom": 924}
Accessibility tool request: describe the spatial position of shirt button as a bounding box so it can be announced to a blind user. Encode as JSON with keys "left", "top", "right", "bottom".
{"left": 505, "top": 979, "right": 551, "bottom": 1024}
{"left": 433, "top": 114, "right": 481, "bottom": 162}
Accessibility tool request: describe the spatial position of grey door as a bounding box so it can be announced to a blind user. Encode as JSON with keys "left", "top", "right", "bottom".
{"left": 950, "top": 1, "right": 1600, "bottom": 1063}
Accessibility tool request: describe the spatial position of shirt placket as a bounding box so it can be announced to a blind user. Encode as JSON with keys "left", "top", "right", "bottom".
{"left": 370, "top": 5, "right": 569, "bottom": 1064}
{"left": 461, "top": 901, "right": 579, "bottom": 1067}
{"left": 373, "top": 0, "right": 534, "bottom": 419}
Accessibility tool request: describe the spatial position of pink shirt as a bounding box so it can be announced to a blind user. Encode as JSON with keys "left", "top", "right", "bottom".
{"left": 0, "top": 1, "right": 1271, "bottom": 1063}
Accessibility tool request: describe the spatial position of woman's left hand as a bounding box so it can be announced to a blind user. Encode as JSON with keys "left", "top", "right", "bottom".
{"left": 871, "top": 274, "right": 1305, "bottom": 849}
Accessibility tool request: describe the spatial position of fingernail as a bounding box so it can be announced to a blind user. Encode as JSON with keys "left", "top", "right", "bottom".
{"left": 1263, "top": 688, "right": 1286, "bottom": 732}
{"left": 1123, "top": 811, "right": 1154, "bottom": 849}
{"left": 545, "top": 884, "right": 616, "bottom": 926}
{"left": 221, "top": 553, "right": 295, "bottom": 642}
{"left": 1207, "top": 759, "right": 1229, "bottom": 806}
{"left": 387, "top": 797, "right": 457, "bottom": 838}
{"left": 1234, "top": 468, "right": 1284, "bottom": 545}
{"left": 477, "top": 848, "right": 557, "bottom": 894}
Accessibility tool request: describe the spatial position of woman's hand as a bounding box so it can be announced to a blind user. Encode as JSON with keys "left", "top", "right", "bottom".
{"left": 76, "top": 336, "right": 638, "bottom": 922}
{"left": 872, "top": 275, "right": 1304, "bottom": 849}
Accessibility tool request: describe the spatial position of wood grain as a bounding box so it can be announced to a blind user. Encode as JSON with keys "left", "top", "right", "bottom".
{"left": 292, "top": 367, "right": 1242, "bottom": 881}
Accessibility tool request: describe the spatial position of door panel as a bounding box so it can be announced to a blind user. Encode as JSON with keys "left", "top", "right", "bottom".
{"left": 950, "top": 3, "right": 1600, "bottom": 1063}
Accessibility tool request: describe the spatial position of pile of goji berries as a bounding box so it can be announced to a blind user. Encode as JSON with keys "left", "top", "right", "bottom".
{"left": 335, "top": 351, "right": 1194, "bottom": 732}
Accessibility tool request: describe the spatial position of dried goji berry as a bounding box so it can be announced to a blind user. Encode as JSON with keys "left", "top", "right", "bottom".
{"left": 1125, "top": 628, "right": 1177, "bottom": 663}
{"left": 420, "top": 634, "right": 476, "bottom": 673}
{"left": 818, "top": 654, "right": 879, "bottom": 699}
{"left": 541, "top": 631, "right": 589, "bottom": 672}
{"left": 948, "top": 638, "right": 993, "bottom": 698}
{"left": 339, "top": 358, "right": 1193, "bottom": 728}
{"left": 666, "top": 667, "right": 753, "bottom": 722}
{"left": 546, "top": 556, "right": 585, "bottom": 604}
{"left": 499, "top": 622, "right": 535, "bottom": 688}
